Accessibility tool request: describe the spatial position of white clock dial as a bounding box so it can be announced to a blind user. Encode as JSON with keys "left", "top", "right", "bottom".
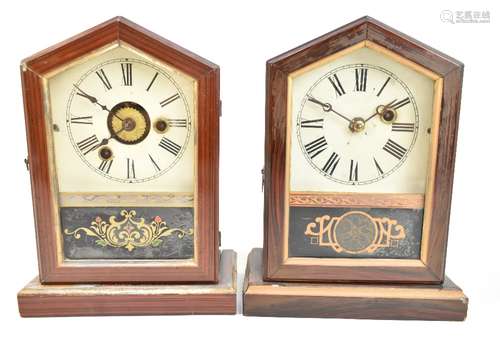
{"left": 289, "top": 46, "right": 435, "bottom": 194}
{"left": 297, "top": 64, "right": 418, "bottom": 185}
{"left": 67, "top": 58, "right": 191, "bottom": 183}
{"left": 48, "top": 45, "right": 196, "bottom": 193}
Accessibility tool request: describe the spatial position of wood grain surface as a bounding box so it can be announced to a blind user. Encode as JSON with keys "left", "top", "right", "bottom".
{"left": 18, "top": 250, "right": 236, "bottom": 317}
{"left": 263, "top": 16, "right": 463, "bottom": 283}
{"left": 244, "top": 249, "right": 467, "bottom": 320}
{"left": 21, "top": 17, "right": 220, "bottom": 283}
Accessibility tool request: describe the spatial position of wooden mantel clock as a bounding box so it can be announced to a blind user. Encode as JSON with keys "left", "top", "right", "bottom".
{"left": 18, "top": 17, "right": 236, "bottom": 317}
{"left": 243, "top": 16, "right": 468, "bottom": 320}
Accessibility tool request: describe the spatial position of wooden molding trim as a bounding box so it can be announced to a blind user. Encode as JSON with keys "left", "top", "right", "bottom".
{"left": 289, "top": 192, "right": 424, "bottom": 209}
{"left": 18, "top": 250, "right": 236, "bottom": 317}
{"left": 263, "top": 16, "right": 463, "bottom": 283}
{"left": 244, "top": 249, "right": 468, "bottom": 320}
{"left": 22, "top": 17, "right": 220, "bottom": 283}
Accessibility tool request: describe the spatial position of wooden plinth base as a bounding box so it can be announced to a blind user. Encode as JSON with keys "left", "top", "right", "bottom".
{"left": 243, "top": 248, "right": 467, "bottom": 321}
{"left": 18, "top": 249, "right": 237, "bottom": 317}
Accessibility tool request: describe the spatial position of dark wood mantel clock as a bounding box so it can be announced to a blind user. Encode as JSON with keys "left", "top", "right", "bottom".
{"left": 18, "top": 17, "right": 236, "bottom": 317}
{"left": 243, "top": 16, "right": 468, "bottom": 320}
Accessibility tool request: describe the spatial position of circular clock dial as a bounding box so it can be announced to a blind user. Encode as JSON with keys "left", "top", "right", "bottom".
{"left": 66, "top": 58, "right": 191, "bottom": 183}
{"left": 297, "top": 64, "right": 419, "bottom": 185}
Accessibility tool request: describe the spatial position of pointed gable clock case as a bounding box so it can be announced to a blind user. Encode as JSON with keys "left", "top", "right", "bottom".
{"left": 243, "top": 17, "right": 467, "bottom": 321}
{"left": 18, "top": 17, "right": 236, "bottom": 317}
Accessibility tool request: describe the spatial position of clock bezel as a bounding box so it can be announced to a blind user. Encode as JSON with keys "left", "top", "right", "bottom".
{"left": 21, "top": 17, "right": 220, "bottom": 283}
{"left": 263, "top": 16, "right": 463, "bottom": 283}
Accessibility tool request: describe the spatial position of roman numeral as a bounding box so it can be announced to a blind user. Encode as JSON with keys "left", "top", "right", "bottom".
{"left": 373, "top": 157, "right": 384, "bottom": 175}
{"left": 300, "top": 118, "right": 324, "bottom": 129}
{"left": 354, "top": 68, "right": 368, "bottom": 92}
{"left": 121, "top": 63, "right": 132, "bottom": 86}
{"left": 376, "top": 77, "right": 391, "bottom": 97}
{"left": 149, "top": 154, "right": 161, "bottom": 172}
{"left": 96, "top": 69, "right": 112, "bottom": 90}
{"left": 349, "top": 160, "right": 359, "bottom": 182}
{"left": 76, "top": 135, "right": 99, "bottom": 155}
{"left": 98, "top": 159, "right": 113, "bottom": 174}
{"left": 383, "top": 139, "right": 407, "bottom": 160}
{"left": 146, "top": 72, "right": 159, "bottom": 91}
{"left": 390, "top": 97, "right": 411, "bottom": 110}
{"left": 70, "top": 116, "right": 93, "bottom": 125}
{"left": 168, "top": 119, "right": 188, "bottom": 128}
{"left": 322, "top": 152, "right": 340, "bottom": 175}
{"left": 160, "top": 93, "right": 180, "bottom": 107}
{"left": 392, "top": 123, "right": 415, "bottom": 132}
{"left": 328, "top": 74, "right": 345, "bottom": 97}
{"left": 304, "top": 136, "right": 327, "bottom": 159}
{"left": 127, "top": 158, "right": 136, "bottom": 179}
{"left": 159, "top": 137, "right": 181, "bottom": 156}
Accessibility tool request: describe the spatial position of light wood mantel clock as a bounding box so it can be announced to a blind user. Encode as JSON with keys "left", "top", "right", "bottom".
{"left": 243, "top": 16, "right": 467, "bottom": 321}
{"left": 17, "top": 17, "right": 236, "bottom": 317}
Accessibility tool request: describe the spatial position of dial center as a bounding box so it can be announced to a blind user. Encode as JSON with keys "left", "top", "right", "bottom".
{"left": 123, "top": 117, "right": 137, "bottom": 131}
{"left": 108, "top": 101, "right": 151, "bottom": 145}
{"left": 349, "top": 117, "right": 366, "bottom": 133}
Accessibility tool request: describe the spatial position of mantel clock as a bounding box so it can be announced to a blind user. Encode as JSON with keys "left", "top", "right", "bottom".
{"left": 243, "top": 17, "right": 468, "bottom": 321}
{"left": 18, "top": 17, "right": 236, "bottom": 317}
{"left": 263, "top": 17, "right": 463, "bottom": 283}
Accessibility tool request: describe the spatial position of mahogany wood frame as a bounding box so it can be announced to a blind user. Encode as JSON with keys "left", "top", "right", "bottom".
{"left": 263, "top": 16, "right": 463, "bottom": 283}
{"left": 21, "top": 17, "right": 220, "bottom": 283}
{"left": 245, "top": 249, "right": 468, "bottom": 320}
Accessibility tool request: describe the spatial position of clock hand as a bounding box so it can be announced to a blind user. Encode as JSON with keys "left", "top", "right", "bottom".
{"left": 88, "top": 127, "right": 126, "bottom": 153}
{"left": 365, "top": 99, "right": 397, "bottom": 123}
{"left": 73, "top": 84, "right": 122, "bottom": 121}
{"left": 306, "top": 95, "right": 352, "bottom": 123}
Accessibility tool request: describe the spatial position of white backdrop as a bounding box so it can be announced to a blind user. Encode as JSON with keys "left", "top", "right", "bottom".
{"left": 1, "top": 0, "right": 498, "bottom": 337}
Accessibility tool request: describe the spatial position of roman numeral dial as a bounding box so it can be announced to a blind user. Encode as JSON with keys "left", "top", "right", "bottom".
{"left": 160, "top": 93, "right": 180, "bottom": 107}
{"left": 354, "top": 68, "right": 368, "bottom": 92}
{"left": 296, "top": 63, "right": 419, "bottom": 185}
{"left": 328, "top": 74, "right": 345, "bottom": 97}
{"left": 300, "top": 118, "right": 324, "bottom": 129}
{"left": 121, "top": 63, "right": 132, "bottom": 86}
{"left": 96, "top": 69, "right": 112, "bottom": 90}
{"left": 304, "top": 136, "right": 328, "bottom": 159}
{"left": 66, "top": 57, "right": 193, "bottom": 183}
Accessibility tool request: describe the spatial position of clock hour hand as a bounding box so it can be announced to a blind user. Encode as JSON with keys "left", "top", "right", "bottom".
{"left": 88, "top": 126, "right": 126, "bottom": 153}
{"left": 73, "top": 84, "right": 113, "bottom": 114}
{"left": 306, "top": 95, "right": 351, "bottom": 123}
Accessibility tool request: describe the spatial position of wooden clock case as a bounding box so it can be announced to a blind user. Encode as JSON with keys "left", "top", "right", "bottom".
{"left": 243, "top": 16, "right": 467, "bottom": 320}
{"left": 18, "top": 17, "right": 236, "bottom": 317}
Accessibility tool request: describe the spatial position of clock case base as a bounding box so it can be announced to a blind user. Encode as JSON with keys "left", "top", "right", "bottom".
{"left": 18, "top": 250, "right": 236, "bottom": 317}
{"left": 243, "top": 249, "right": 467, "bottom": 321}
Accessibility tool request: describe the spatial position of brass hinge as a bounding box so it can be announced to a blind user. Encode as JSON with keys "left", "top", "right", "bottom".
{"left": 218, "top": 231, "right": 221, "bottom": 247}
{"left": 24, "top": 157, "right": 30, "bottom": 171}
{"left": 219, "top": 100, "right": 222, "bottom": 117}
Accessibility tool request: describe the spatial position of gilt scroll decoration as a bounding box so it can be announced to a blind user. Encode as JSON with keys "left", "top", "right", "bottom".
{"left": 304, "top": 211, "right": 406, "bottom": 254}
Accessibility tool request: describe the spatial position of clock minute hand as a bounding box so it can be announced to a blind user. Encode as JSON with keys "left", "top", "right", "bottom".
{"left": 73, "top": 84, "right": 112, "bottom": 113}
{"left": 306, "top": 95, "right": 351, "bottom": 123}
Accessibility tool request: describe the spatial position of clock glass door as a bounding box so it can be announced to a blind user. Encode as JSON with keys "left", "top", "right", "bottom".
{"left": 287, "top": 43, "right": 441, "bottom": 259}
{"left": 46, "top": 43, "right": 197, "bottom": 260}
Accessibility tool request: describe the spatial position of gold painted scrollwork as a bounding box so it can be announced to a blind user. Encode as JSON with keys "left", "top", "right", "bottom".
{"left": 64, "top": 210, "right": 193, "bottom": 252}
{"left": 305, "top": 211, "right": 406, "bottom": 254}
